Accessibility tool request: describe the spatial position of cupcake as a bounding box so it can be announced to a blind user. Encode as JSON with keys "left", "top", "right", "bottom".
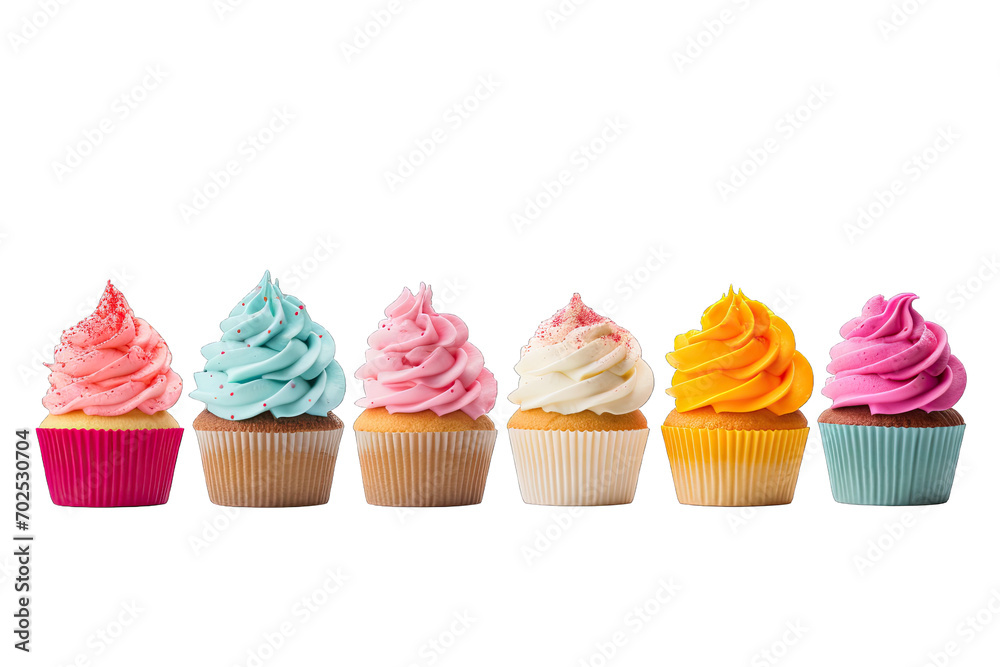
{"left": 818, "top": 294, "right": 967, "bottom": 505}
{"left": 662, "top": 287, "right": 814, "bottom": 506}
{"left": 190, "top": 271, "right": 346, "bottom": 507}
{"left": 354, "top": 284, "right": 498, "bottom": 507}
{"left": 37, "top": 282, "right": 184, "bottom": 507}
{"left": 508, "top": 294, "right": 654, "bottom": 506}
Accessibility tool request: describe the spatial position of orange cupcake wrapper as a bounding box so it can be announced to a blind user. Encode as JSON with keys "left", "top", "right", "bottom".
{"left": 661, "top": 426, "right": 809, "bottom": 506}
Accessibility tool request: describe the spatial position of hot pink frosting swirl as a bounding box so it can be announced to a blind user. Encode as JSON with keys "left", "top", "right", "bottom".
{"left": 822, "top": 293, "right": 966, "bottom": 415}
{"left": 43, "top": 282, "right": 183, "bottom": 417}
{"left": 355, "top": 284, "right": 497, "bottom": 419}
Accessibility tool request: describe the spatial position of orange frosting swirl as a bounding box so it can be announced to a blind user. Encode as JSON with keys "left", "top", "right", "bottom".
{"left": 665, "top": 287, "right": 813, "bottom": 415}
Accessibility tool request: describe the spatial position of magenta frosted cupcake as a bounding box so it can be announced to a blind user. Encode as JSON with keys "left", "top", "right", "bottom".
{"left": 818, "top": 294, "right": 968, "bottom": 505}
{"left": 37, "top": 282, "right": 184, "bottom": 507}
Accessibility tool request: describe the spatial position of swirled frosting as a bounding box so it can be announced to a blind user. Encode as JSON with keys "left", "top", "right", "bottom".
{"left": 821, "top": 293, "right": 966, "bottom": 414}
{"left": 508, "top": 294, "right": 654, "bottom": 415}
{"left": 43, "top": 282, "right": 183, "bottom": 416}
{"left": 355, "top": 283, "right": 497, "bottom": 419}
{"left": 191, "top": 271, "right": 345, "bottom": 420}
{"left": 666, "top": 287, "right": 813, "bottom": 415}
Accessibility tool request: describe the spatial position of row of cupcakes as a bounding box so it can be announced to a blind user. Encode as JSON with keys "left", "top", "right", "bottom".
{"left": 36, "top": 274, "right": 968, "bottom": 509}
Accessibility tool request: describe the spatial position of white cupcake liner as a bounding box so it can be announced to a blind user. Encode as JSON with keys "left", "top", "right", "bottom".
{"left": 355, "top": 430, "right": 497, "bottom": 507}
{"left": 195, "top": 428, "right": 342, "bottom": 507}
{"left": 508, "top": 428, "right": 649, "bottom": 505}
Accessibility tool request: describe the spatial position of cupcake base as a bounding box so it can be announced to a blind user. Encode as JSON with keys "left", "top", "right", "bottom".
{"left": 355, "top": 430, "right": 497, "bottom": 507}
{"left": 194, "top": 410, "right": 343, "bottom": 507}
{"left": 661, "top": 425, "right": 810, "bottom": 506}
{"left": 818, "top": 422, "right": 965, "bottom": 505}
{"left": 36, "top": 427, "right": 183, "bottom": 507}
{"left": 508, "top": 428, "right": 649, "bottom": 506}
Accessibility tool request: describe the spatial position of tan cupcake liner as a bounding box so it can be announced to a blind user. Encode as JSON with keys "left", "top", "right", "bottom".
{"left": 662, "top": 426, "right": 810, "bottom": 506}
{"left": 355, "top": 430, "right": 497, "bottom": 507}
{"left": 508, "top": 428, "right": 649, "bottom": 506}
{"left": 195, "top": 428, "right": 342, "bottom": 507}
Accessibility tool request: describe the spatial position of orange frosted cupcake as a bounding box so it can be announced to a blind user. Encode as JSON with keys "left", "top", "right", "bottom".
{"left": 662, "top": 287, "right": 814, "bottom": 506}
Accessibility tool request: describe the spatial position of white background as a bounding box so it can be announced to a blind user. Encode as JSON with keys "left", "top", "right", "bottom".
{"left": 3, "top": 1, "right": 999, "bottom": 665}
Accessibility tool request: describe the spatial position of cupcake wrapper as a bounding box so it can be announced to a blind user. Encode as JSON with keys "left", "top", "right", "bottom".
{"left": 818, "top": 423, "right": 965, "bottom": 505}
{"left": 508, "top": 428, "right": 649, "bottom": 506}
{"left": 36, "top": 427, "right": 184, "bottom": 507}
{"left": 355, "top": 430, "right": 497, "bottom": 507}
{"left": 195, "top": 428, "right": 343, "bottom": 507}
{"left": 661, "top": 426, "right": 810, "bottom": 506}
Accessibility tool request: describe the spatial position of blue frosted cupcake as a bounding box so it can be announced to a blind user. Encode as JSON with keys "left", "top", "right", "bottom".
{"left": 190, "top": 271, "right": 346, "bottom": 507}
{"left": 818, "top": 294, "right": 967, "bottom": 505}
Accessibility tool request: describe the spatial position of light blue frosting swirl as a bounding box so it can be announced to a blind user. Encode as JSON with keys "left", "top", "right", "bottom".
{"left": 191, "top": 271, "right": 345, "bottom": 420}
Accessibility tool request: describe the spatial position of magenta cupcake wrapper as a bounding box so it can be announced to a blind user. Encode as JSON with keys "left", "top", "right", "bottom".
{"left": 36, "top": 428, "right": 183, "bottom": 507}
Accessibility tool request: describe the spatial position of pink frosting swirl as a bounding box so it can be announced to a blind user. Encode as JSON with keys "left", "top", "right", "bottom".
{"left": 821, "top": 293, "right": 966, "bottom": 415}
{"left": 43, "top": 282, "right": 183, "bottom": 417}
{"left": 355, "top": 284, "right": 497, "bottom": 419}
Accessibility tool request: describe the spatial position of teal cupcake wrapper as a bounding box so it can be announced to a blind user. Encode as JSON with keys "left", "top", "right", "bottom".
{"left": 818, "top": 422, "right": 965, "bottom": 506}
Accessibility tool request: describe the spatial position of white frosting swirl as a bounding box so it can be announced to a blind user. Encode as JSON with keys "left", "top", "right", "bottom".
{"left": 508, "top": 295, "right": 654, "bottom": 415}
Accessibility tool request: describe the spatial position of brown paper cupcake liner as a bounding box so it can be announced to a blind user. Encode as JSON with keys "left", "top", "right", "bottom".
{"left": 195, "top": 428, "right": 343, "bottom": 507}
{"left": 355, "top": 430, "right": 497, "bottom": 507}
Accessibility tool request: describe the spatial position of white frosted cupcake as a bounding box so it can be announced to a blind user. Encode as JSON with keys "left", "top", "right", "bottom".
{"left": 508, "top": 294, "right": 654, "bottom": 505}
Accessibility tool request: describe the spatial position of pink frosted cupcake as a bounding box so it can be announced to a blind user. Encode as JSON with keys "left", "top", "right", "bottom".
{"left": 36, "top": 282, "right": 184, "bottom": 507}
{"left": 818, "top": 294, "right": 968, "bottom": 505}
{"left": 353, "top": 284, "right": 498, "bottom": 507}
